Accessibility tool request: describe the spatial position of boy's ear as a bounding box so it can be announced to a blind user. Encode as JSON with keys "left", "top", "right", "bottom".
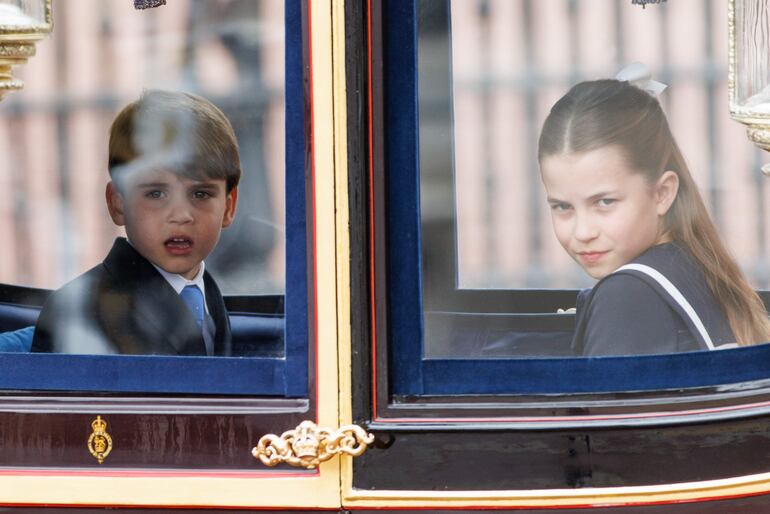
{"left": 105, "top": 181, "right": 126, "bottom": 226}
{"left": 654, "top": 170, "right": 679, "bottom": 216}
{"left": 221, "top": 187, "right": 238, "bottom": 228}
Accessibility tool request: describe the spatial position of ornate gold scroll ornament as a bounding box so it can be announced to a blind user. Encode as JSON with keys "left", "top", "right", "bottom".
{"left": 253, "top": 420, "right": 374, "bottom": 469}
{"left": 87, "top": 416, "right": 113, "bottom": 464}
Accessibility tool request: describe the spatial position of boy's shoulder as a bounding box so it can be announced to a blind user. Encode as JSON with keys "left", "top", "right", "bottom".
{"left": 33, "top": 237, "right": 230, "bottom": 355}
{"left": 100, "top": 237, "right": 226, "bottom": 299}
{"left": 39, "top": 238, "right": 162, "bottom": 315}
{"left": 44, "top": 260, "right": 109, "bottom": 305}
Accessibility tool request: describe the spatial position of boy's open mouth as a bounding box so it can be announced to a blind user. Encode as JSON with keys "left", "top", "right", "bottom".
{"left": 164, "top": 237, "right": 193, "bottom": 251}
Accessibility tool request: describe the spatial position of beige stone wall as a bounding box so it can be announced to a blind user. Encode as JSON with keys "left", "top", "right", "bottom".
{"left": 0, "top": 0, "right": 286, "bottom": 293}
{"left": 448, "top": 0, "right": 770, "bottom": 289}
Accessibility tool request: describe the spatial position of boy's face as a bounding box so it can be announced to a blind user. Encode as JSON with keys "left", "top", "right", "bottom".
{"left": 106, "top": 168, "right": 237, "bottom": 279}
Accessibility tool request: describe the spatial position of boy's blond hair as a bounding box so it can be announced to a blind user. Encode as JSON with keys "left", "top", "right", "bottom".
{"left": 108, "top": 90, "right": 241, "bottom": 192}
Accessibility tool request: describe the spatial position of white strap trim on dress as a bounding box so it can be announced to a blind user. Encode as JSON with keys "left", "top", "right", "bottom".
{"left": 615, "top": 263, "right": 731, "bottom": 351}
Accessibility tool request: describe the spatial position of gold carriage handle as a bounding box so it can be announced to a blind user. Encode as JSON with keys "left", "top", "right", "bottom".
{"left": 252, "top": 420, "right": 374, "bottom": 469}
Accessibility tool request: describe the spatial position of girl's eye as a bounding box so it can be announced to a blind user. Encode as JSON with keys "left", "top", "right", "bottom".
{"left": 550, "top": 202, "right": 571, "bottom": 212}
{"left": 597, "top": 198, "right": 616, "bottom": 207}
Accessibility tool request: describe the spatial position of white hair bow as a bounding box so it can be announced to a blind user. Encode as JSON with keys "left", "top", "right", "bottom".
{"left": 615, "top": 62, "right": 667, "bottom": 96}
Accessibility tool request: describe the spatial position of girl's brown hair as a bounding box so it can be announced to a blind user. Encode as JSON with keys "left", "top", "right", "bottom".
{"left": 538, "top": 79, "right": 770, "bottom": 346}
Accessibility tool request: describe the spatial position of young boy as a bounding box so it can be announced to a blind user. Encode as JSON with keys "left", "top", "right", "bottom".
{"left": 32, "top": 90, "right": 240, "bottom": 355}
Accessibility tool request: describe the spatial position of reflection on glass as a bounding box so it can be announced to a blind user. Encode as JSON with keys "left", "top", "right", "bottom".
{"left": 0, "top": 0, "right": 48, "bottom": 26}
{"left": 539, "top": 77, "right": 770, "bottom": 356}
{"left": 0, "top": 0, "right": 286, "bottom": 357}
{"left": 0, "top": 0, "right": 285, "bottom": 296}
{"left": 31, "top": 90, "right": 240, "bottom": 355}
{"left": 735, "top": 0, "right": 770, "bottom": 111}
{"left": 418, "top": 0, "right": 770, "bottom": 358}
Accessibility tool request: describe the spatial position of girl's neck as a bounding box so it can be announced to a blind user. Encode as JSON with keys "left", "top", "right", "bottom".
{"left": 655, "top": 230, "right": 673, "bottom": 246}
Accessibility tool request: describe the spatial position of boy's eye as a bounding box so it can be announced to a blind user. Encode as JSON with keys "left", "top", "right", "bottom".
{"left": 145, "top": 190, "right": 165, "bottom": 199}
{"left": 193, "top": 190, "right": 213, "bottom": 200}
{"left": 597, "top": 198, "right": 616, "bottom": 207}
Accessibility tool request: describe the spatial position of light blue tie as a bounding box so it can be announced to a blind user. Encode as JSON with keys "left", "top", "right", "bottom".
{"left": 180, "top": 285, "right": 205, "bottom": 329}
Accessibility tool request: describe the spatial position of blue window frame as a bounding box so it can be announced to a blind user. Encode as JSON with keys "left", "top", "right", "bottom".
{"left": 382, "top": 0, "right": 770, "bottom": 397}
{"left": 0, "top": 0, "right": 308, "bottom": 397}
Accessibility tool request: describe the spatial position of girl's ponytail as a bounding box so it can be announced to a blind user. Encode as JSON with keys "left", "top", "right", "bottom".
{"left": 665, "top": 143, "right": 770, "bottom": 345}
{"left": 539, "top": 79, "right": 770, "bottom": 345}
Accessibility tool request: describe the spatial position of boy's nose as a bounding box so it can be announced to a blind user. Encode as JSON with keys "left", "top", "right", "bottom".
{"left": 168, "top": 201, "right": 194, "bottom": 224}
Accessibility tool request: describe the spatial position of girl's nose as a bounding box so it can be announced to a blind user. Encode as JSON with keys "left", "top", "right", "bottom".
{"left": 573, "top": 214, "right": 598, "bottom": 241}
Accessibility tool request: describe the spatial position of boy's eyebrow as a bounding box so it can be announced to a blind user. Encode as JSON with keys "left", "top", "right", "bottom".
{"left": 136, "top": 181, "right": 170, "bottom": 188}
{"left": 186, "top": 183, "right": 223, "bottom": 194}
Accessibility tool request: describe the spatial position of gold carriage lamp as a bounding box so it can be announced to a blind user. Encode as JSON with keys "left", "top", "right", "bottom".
{"left": 729, "top": 0, "right": 770, "bottom": 175}
{"left": 0, "top": 0, "right": 52, "bottom": 100}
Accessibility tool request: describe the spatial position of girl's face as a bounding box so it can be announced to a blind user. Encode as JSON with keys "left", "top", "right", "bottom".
{"left": 540, "top": 145, "right": 678, "bottom": 279}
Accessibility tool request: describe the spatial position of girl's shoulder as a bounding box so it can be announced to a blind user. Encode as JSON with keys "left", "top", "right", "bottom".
{"left": 575, "top": 266, "right": 690, "bottom": 356}
{"left": 588, "top": 242, "right": 734, "bottom": 350}
{"left": 618, "top": 242, "right": 713, "bottom": 301}
{"left": 585, "top": 268, "right": 667, "bottom": 316}
{"left": 631, "top": 242, "right": 697, "bottom": 274}
{"left": 572, "top": 244, "right": 708, "bottom": 356}
{"left": 585, "top": 244, "right": 689, "bottom": 302}
{"left": 589, "top": 242, "right": 708, "bottom": 322}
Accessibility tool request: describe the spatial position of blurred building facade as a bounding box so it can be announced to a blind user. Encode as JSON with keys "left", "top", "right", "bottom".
{"left": 3, "top": 0, "right": 769, "bottom": 297}
{"left": 0, "top": 0, "right": 285, "bottom": 294}
{"left": 421, "top": 0, "right": 770, "bottom": 290}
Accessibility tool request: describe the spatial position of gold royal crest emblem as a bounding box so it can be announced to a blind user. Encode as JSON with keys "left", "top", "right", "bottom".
{"left": 87, "top": 416, "right": 113, "bottom": 464}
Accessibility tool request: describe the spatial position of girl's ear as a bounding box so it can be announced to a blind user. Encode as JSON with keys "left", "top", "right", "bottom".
{"left": 105, "top": 181, "right": 126, "bottom": 226}
{"left": 654, "top": 170, "right": 679, "bottom": 216}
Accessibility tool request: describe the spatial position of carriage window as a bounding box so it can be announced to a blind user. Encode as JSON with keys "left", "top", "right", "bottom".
{"left": 1, "top": 0, "right": 284, "bottom": 295}
{"left": 381, "top": 0, "right": 770, "bottom": 397}
{"left": 0, "top": 0, "right": 309, "bottom": 396}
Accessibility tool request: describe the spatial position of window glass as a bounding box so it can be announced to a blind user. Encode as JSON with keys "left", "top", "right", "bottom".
{"left": 0, "top": 0, "right": 285, "bottom": 295}
{"left": 415, "top": 0, "right": 770, "bottom": 361}
{"left": 0, "top": 1, "right": 307, "bottom": 396}
{"left": 422, "top": 0, "right": 770, "bottom": 292}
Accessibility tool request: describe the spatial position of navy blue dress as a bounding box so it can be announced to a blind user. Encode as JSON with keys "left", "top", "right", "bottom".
{"left": 572, "top": 242, "right": 735, "bottom": 356}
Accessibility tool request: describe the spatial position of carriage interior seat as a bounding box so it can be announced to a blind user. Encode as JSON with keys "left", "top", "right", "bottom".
{"left": 0, "top": 301, "right": 284, "bottom": 356}
{"left": 424, "top": 311, "right": 577, "bottom": 358}
{"left": 0, "top": 303, "right": 38, "bottom": 352}
{"left": 0, "top": 291, "right": 579, "bottom": 358}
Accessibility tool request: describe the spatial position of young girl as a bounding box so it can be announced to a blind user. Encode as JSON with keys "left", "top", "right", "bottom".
{"left": 538, "top": 74, "right": 770, "bottom": 356}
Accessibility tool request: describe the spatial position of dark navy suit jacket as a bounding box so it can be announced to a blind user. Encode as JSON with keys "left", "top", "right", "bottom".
{"left": 572, "top": 243, "right": 735, "bottom": 356}
{"left": 32, "top": 238, "right": 231, "bottom": 355}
